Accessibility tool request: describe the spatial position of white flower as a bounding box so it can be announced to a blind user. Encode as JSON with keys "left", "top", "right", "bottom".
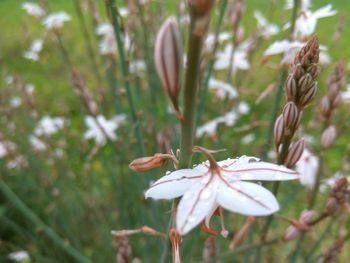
{"left": 96, "top": 23, "right": 117, "bottom": 55}
{"left": 145, "top": 156, "right": 298, "bottom": 235}
{"left": 285, "top": 0, "right": 311, "bottom": 11}
{"left": 8, "top": 250, "right": 30, "bottom": 262}
{"left": 296, "top": 148, "right": 319, "bottom": 188}
{"left": 208, "top": 78, "right": 238, "bottom": 100}
{"left": 23, "top": 38, "right": 43, "bottom": 61}
{"left": 214, "top": 44, "right": 250, "bottom": 73}
{"left": 204, "top": 32, "right": 231, "bottom": 52}
{"left": 84, "top": 114, "right": 126, "bottom": 145}
{"left": 0, "top": 141, "right": 16, "bottom": 158}
{"left": 7, "top": 155, "right": 27, "bottom": 170}
{"left": 129, "top": 60, "right": 146, "bottom": 74}
{"left": 42, "top": 12, "right": 71, "bottom": 30}
{"left": 10, "top": 97, "right": 22, "bottom": 108}
{"left": 119, "top": 7, "right": 129, "bottom": 17}
{"left": 241, "top": 133, "right": 255, "bottom": 145}
{"left": 29, "top": 135, "right": 47, "bottom": 151}
{"left": 264, "top": 39, "right": 330, "bottom": 65}
{"left": 254, "top": 11, "right": 279, "bottom": 37}
{"left": 342, "top": 84, "right": 350, "bottom": 102}
{"left": 34, "top": 116, "right": 65, "bottom": 136}
{"left": 22, "top": 2, "right": 45, "bottom": 18}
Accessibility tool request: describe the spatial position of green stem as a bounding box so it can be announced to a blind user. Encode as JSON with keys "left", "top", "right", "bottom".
{"left": 196, "top": 0, "right": 228, "bottom": 127}
{"left": 179, "top": 8, "right": 206, "bottom": 168}
{"left": 308, "top": 152, "right": 324, "bottom": 209}
{"left": 107, "top": 0, "right": 145, "bottom": 156}
{"left": 0, "top": 179, "right": 91, "bottom": 263}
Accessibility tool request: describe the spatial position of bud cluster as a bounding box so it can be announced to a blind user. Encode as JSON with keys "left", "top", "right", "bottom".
{"left": 325, "top": 177, "right": 348, "bottom": 215}
{"left": 285, "top": 36, "right": 319, "bottom": 109}
{"left": 318, "top": 61, "right": 345, "bottom": 121}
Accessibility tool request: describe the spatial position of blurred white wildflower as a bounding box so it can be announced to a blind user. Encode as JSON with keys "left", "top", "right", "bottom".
{"left": 129, "top": 60, "right": 146, "bottom": 74}
{"left": 96, "top": 23, "right": 132, "bottom": 55}
{"left": 23, "top": 38, "right": 43, "bottom": 61}
{"left": 119, "top": 7, "right": 129, "bottom": 17}
{"left": 204, "top": 32, "right": 231, "bottom": 52}
{"left": 208, "top": 78, "right": 238, "bottom": 100}
{"left": 42, "top": 12, "right": 71, "bottom": 30}
{"left": 10, "top": 97, "right": 22, "bottom": 108}
{"left": 29, "top": 135, "right": 47, "bottom": 151}
{"left": 0, "top": 141, "right": 16, "bottom": 158}
{"left": 22, "top": 2, "right": 45, "bottom": 18}
{"left": 264, "top": 40, "right": 330, "bottom": 65}
{"left": 145, "top": 155, "right": 298, "bottom": 235}
{"left": 285, "top": 0, "right": 311, "bottom": 10}
{"left": 320, "top": 172, "right": 350, "bottom": 193}
{"left": 284, "top": 3, "right": 336, "bottom": 39}
{"left": 254, "top": 11, "right": 279, "bottom": 37}
{"left": 214, "top": 44, "right": 250, "bottom": 73}
{"left": 241, "top": 133, "right": 255, "bottom": 145}
{"left": 5, "top": 75, "right": 14, "bottom": 85}
{"left": 196, "top": 102, "right": 250, "bottom": 138}
{"left": 341, "top": 84, "right": 350, "bottom": 102}
{"left": 7, "top": 155, "right": 27, "bottom": 170}
{"left": 179, "top": 14, "right": 190, "bottom": 25}
{"left": 25, "top": 84, "right": 35, "bottom": 94}
{"left": 8, "top": 250, "right": 30, "bottom": 262}
{"left": 84, "top": 114, "right": 126, "bottom": 145}
{"left": 296, "top": 148, "right": 319, "bottom": 188}
{"left": 34, "top": 116, "right": 65, "bottom": 136}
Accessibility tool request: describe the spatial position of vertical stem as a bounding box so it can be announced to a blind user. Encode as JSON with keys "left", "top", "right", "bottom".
{"left": 178, "top": 8, "right": 206, "bottom": 169}
{"left": 0, "top": 179, "right": 91, "bottom": 263}
{"left": 107, "top": 0, "right": 145, "bottom": 156}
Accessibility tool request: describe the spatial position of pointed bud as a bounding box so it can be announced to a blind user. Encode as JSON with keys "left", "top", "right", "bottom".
{"left": 292, "top": 64, "right": 305, "bottom": 80}
{"left": 319, "top": 96, "right": 331, "bottom": 116}
{"left": 285, "top": 139, "right": 305, "bottom": 168}
{"left": 155, "top": 17, "right": 183, "bottom": 113}
{"left": 321, "top": 126, "right": 337, "bottom": 149}
{"left": 189, "top": 0, "right": 215, "bottom": 15}
{"left": 286, "top": 75, "right": 297, "bottom": 100}
{"left": 307, "top": 64, "right": 319, "bottom": 79}
{"left": 129, "top": 154, "right": 167, "bottom": 172}
{"left": 298, "top": 73, "right": 313, "bottom": 93}
{"left": 274, "top": 115, "right": 285, "bottom": 148}
{"left": 282, "top": 102, "right": 299, "bottom": 131}
{"left": 229, "top": 217, "right": 255, "bottom": 250}
{"left": 299, "top": 83, "right": 317, "bottom": 108}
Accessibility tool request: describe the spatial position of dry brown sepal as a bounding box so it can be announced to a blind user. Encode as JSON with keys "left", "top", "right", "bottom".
{"left": 202, "top": 236, "right": 219, "bottom": 262}
{"left": 284, "top": 139, "right": 305, "bottom": 168}
{"left": 325, "top": 177, "right": 348, "bottom": 215}
{"left": 318, "top": 237, "right": 345, "bottom": 263}
{"left": 229, "top": 216, "right": 255, "bottom": 249}
{"left": 189, "top": 0, "right": 215, "bottom": 36}
{"left": 154, "top": 17, "right": 183, "bottom": 115}
{"left": 111, "top": 226, "right": 167, "bottom": 239}
{"left": 71, "top": 69, "right": 98, "bottom": 116}
{"left": 169, "top": 228, "right": 182, "bottom": 263}
{"left": 286, "top": 36, "right": 320, "bottom": 109}
{"left": 112, "top": 234, "right": 133, "bottom": 263}
{"left": 129, "top": 153, "right": 178, "bottom": 172}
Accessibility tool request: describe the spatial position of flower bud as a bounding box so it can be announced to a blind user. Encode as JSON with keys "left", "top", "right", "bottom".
{"left": 299, "top": 82, "right": 317, "bottom": 108}
{"left": 298, "top": 73, "right": 313, "bottom": 93}
{"left": 321, "top": 126, "right": 337, "bottom": 149}
{"left": 307, "top": 64, "right": 319, "bottom": 79}
{"left": 155, "top": 17, "right": 183, "bottom": 112}
{"left": 129, "top": 154, "right": 167, "bottom": 172}
{"left": 319, "top": 96, "right": 331, "bottom": 116}
{"left": 189, "top": 0, "right": 215, "bottom": 15}
{"left": 274, "top": 115, "right": 285, "bottom": 148}
{"left": 282, "top": 102, "right": 299, "bottom": 131}
{"left": 229, "top": 217, "right": 255, "bottom": 250}
{"left": 286, "top": 75, "right": 297, "bottom": 101}
{"left": 285, "top": 138, "right": 305, "bottom": 168}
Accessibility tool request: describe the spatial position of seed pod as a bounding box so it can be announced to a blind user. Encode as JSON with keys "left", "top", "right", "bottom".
{"left": 155, "top": 17, "right": 183, "bottom": 113}
{"left": 299, "top": 83, "right": 317, "bottom": 108}
{"left": 285, "top": 138, "right": 305, "bottom": 168}
{"left": 321, "top": 126, "right": 337, "bottom": 149}
{"left": 286, "top": 75, "right": 297, "bottom": 100}
{"left": 274, "top": 115, "right": 285, "bottom": 148}
{"left": 282, "top": 102, "right": 299, "bottom": 131}
{"left": 129, "top": 154, "right": 167, "bottom": 172}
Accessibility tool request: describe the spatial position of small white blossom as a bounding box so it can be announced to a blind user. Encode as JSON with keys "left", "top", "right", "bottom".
{"left": 10, "top": 97, "right": 22, "bottom": 108}
{"left": 84, "top": 114, "right": 126, "bottom": 145}
{"left": 145, "top": 156, "right": 298, "bottom": 235}
{"left": 23, "top": 38, "right": 43, "bottom": 61}
{"left": 34, "top": 116, "right": 65, "bottom": 136}
{"left": 42, "top": 12, "right": 71, "bottom": 30}
{"left": 341, "top": 84, "right": 350, "bottom": 102}
{"left": 208, "top": 78, "right": 238, "bottom": 100}
{"left": 214, "top": 44, "right": 250, "bottom": 73}
{"left": 96, "top": 23, "right": 117, "bottom": 55}
{"left": 29, "top": 135, "right": 47, "bottom": 151}
{"left": 22, "top": 2, "right": 45, "bottom": 18}
{"left": 119, "top": 7, "right": 129, "bottom": 17}
{"left": 8, "top": 250, "right": 30, "bottom": 262}
{"left": 241, "top": 133, "right": 255, "bottom": 145}
{"left": 296, "top": 148, "right": 319, "bottom": 188}
{"left": 0, "top": 141, "right": 16, "bottom": 158}
{"left": 204, "top": 32, "right": 231, "bottom": 52}
{"left": 129, "top": 60, "right": 146, "bottom": 74}
{"left": 7, "top": 155, "right": 27, "bottom": 170}
{"left": 254, "top": 11, "right": 279, "bottom": 37}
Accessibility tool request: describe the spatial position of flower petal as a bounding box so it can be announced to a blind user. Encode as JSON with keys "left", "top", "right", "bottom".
{"left": 217, "top": 181, "right": 279, "bottom": 216}
{"left": 219, "top": 156, "right": 298, "bottom": 181}
{"left": 176, "top": 178, "right": 218, "bottom": 235}
{"left": 145, "top": 169, "right": 203, "bottom": 200}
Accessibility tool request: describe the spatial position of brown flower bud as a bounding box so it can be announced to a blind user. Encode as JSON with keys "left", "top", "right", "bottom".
{"left": 274, "top": 114, "right": 285, "bottom": 148}
{"left": 285, "top": 138, "right": 305, "bottom": 168}
{"left": 155, "top": 17, "right": 183, "bottom": 113}
{"left": 298, "top": 73, "right": 314, "bottom": 93}
{"left": 325, "top": 197, "right": 338, "bottom": 215}
{"left": 307, "top": 63, "right": 319, "bottom": 79}
{"left": 319, "top": 96, "right": 331, "bottom": 116}
{"left": 282, "top": 102, "right": 299, "bottom": 131}
{"left": 229, "top": 216, "right": 255, "bottom": 249}
{"left": 286, "top": 75, "right": 297, "bottom": 100}
{"left": 321, "top": 126, "right": 337, "bottom": 149}
{"left": 299, "top": 82, "right": 317, "bottom": 108}
{"left": 189, "top": 0, "right": 215, "bottom": 15}
{"left": 129, "top": 154, "right": 167, "bottom": 172}
{"left": 292, "top": 64, "right": 304, "bottom": 80}
{"left": 331, "top": 93, "right": 342, "bottom": 108}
